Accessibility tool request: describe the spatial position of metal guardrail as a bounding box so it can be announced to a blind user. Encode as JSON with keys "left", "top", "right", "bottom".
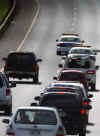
{"left": 0, "top": 0, "right": 16, "bottom": 33}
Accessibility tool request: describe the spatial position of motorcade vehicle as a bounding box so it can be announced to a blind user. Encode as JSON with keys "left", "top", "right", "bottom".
{"left": 2, "top": 51, "right": 42, "bottom": 83}
{"left": 2, "top": 106, "right": 65, "bottom": 136}
{"left": 56, "top": 33, "right": 84, "bottom": 56}
{"left": 53, "top": 69, "right": 88, "bottom": 91}
{"left": 32, "top": 91, "right": 92, "bottom": 136}
{"left": 0, "top": 72, "right": 16, "bottom": 115}
{"left": 68, "top": 46, "right": 96, "bottom": 67}
{"left": 58, "top": 51, "right": 99, "bottom": 90}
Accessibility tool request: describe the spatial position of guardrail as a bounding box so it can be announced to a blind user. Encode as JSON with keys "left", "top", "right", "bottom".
{"left": 0, "top": 0, "right": 16, "bottom": 33}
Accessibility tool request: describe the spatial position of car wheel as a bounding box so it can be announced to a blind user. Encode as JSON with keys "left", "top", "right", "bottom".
{"left": 79, "top": 126, "right": 86, "bottom": 136}
{"left": 5, "top": 105, "right": 12, "bottom": 116}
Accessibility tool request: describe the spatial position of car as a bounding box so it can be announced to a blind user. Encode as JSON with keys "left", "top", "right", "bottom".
{"left": 56, "top": 33, "right": 84, "bottom": 56}
{"left": 33, "top": 91, "right": 92, "bottom": 136}
{"left": 53, "top": 69, "right": 88, "bottom": 92}
{"left": 41, "top": 81, "right": 93, "bottom": 100}
{"left": 2, "top": 106, "right": 65, "bottom": 136}
{"left": 2, "top": 51, "right": 42, "bottom": 83}
{"left": 68, "top": 46, "right": 96, "bottom": 67}
{"left": 0, "top": 72, "right": 16, "bottom": 115}
{"left": 58, "top": 49, "right": 98, "bottom": 90}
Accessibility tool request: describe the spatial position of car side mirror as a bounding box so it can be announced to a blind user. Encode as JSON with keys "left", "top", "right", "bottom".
{"left": 95, "top": 65, "right": 99, "bottom": 70}
{"left": 58, "top": 64, "right": 63, "bottom": 68}
{"left": 88, "top": 94, "right": 93, "bottom": 98}
{"left": 2, "top": 57, "right": 7, "bottom": 61}
{"left": 85, "top": 105, "right": 92, "bottom": 110}
{"left": 53, "top": 76, "right": 57, "bottom": 80}
{"left": 30, "top": 102, "right": 37, "bottom": 106}
{"left": 34, "top": 96, "right": 40, "bottom": 101}
{"left": 2, "top": 119, "right": 9, "bottom": 124}
{"left": 36, "top": 59, "right": 42, "bottom": 62}
{"left": 56, "top": 39, "right": 58, "bottom": 42}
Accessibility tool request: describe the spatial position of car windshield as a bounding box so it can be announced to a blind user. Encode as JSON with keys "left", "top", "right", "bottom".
{"left": 71, "top": 49, "right": 92, "bottom": 54}
{"left": 60, "top": 37, "right": 80, "bottom": 42}
{"left": 15, "top": 109, "right": 57, "bottom": 125}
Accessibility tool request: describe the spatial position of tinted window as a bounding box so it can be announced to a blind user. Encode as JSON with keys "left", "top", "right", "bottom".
{"left": 59, "top": 72, "right": 83, "bottom": 81}
{"left": 61, "top": 37, "right": 80, "bottom": 42}
{"left": 40, "top": 94, "right": 82, "bottom": 108}
{"left": 7, "top": 53, "right": 36, "bottom": 65}
{"left": 15, "top": 109, "right": 57, "bottom": 125}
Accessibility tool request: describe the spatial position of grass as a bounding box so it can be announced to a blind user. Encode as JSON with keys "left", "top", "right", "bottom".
{"left": 0, "top": 0, "right": 9, "bottom": 24}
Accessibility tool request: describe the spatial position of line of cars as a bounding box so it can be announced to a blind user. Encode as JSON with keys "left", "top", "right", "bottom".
{"left": 1, "top": 33, "right": 100, "bottom": 136}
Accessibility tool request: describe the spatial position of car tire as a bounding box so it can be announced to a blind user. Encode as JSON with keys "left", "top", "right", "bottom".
{"left": 5, "top": 105, "right": 12, "bottom": 116}
{"left": 79, "top": 126, "right": 86, "bottom": 136}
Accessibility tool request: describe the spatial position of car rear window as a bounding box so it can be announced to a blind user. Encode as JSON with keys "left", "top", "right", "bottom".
{"left": 40, "top": 94, "right": 82, "bottom": 108}
{"left": 15, "top": 109, "right": 57, "bottom": 125}
{"left": 59, "top": 72, "right": 83, "bottom": 81}
{"left": 7, "top": 53, "right": 36, "bottom": 66}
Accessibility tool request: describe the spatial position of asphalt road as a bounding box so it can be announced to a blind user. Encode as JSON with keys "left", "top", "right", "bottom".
{"left": 0, "top": 0, "right": 100, "bottom": 135}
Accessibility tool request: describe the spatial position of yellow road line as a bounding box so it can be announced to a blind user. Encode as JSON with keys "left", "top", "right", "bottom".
{"left": 17, "top": 0, "right": 40, "bottom": 51}
{"left": 0, "top": 0, "right": 40, "bottom": 72}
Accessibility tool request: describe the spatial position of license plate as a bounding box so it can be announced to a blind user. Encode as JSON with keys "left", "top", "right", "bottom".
{"left": 30, "top": 130, "right": 40, "bottom": 135}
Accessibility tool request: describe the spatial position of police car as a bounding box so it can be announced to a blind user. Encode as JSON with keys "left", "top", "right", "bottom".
{"left": 56, "top": 33, "right": 84, "bottom": 56}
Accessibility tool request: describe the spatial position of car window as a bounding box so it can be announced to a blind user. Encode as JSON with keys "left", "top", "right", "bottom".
{"left": 40, "top": 94, "right": 82, "bottom": 108}
{"left": 59, "top": 72, "right": 83, "bottom": 81}
{"left": 61, "top": 37, "right": 80, "bottom": 42}
{"left": 71, "top": 49, "right": 92, "bottom": 54}
{"left": 15, "top": 109, "right": 57, "bottom": 125}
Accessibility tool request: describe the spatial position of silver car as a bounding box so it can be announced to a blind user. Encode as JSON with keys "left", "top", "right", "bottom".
{"left": 3, "top": 106, "right": 65, "bottom": 136}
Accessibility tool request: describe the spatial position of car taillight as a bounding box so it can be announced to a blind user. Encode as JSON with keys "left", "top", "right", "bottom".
{"left": 4, "top": 64, "right": 8, "bottom": 70}
{"left": 81, "top": 109, "right": 86, "bottom": 115}
{"left": 87, "top": 70, "right": 96, "bottom": 74}
{"left": 57, "top": 44, "right": 61, "bottom": 46}
{"left": 56, "top": 126, "right": 64, "bottom": 136}
{"left": 33, "top": 64, "right": 37, "bottom": 72}
{"left": 6, "top": 88, "right": 11, "bottom": 96}
{"left": 84, "top": 101, "right": 88, "bottom": 106}
{"left": 7, "top": 132, "right": 15, "bottom": 136}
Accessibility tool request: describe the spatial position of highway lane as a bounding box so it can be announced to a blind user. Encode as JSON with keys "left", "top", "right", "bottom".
{"left": 0, "top": 0, "right": 100, "bottom": 135}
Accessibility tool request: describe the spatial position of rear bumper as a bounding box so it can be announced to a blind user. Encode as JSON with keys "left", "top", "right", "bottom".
{"left": 5, "top": 71, "right": 36, "bottom": 79}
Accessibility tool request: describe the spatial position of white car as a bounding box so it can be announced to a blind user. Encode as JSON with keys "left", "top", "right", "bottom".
{"left": 68, "top": 46, "right": 96, "bottom": 67}
{"left": 3, "top": 106, "right": 65, "bottom": 136}
{"left": 56, "top": 33, "right": 84, "bottom": 56}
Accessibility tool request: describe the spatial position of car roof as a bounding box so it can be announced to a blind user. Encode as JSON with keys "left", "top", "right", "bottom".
{"left": 60, "top": 69, "right": 84, "bottom": 74}
{"left": 60, "top": 35, "right": 79, "bottom": 38}
{"left": 50, "top": 81, "right": 83, "bottom": 87}
{"left": 70, "top": 46, "right": 92, "bottom": 50}
{"left": 16, "top": 106, "right": 57, "bottom": 111}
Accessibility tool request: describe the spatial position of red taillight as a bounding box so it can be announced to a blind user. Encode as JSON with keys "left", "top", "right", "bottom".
{"left": 56, "top": 126, "right": 64, "bottom": 136}
{"left": 87, "top": 70, "right": 96, "bottom": 74}
{"left": 84, "top": 101, "right": 88, "bottom": 106}
{"left": 4, "top": 64, "right": 8, "bottom": 70}
{"left": 81, "top": 109, "right": 86, "bottom": 115}
{"left": 7, "top": 132, "right": 15, "bottom": 136}
{"left": 33, "top": 64, "right": 38, "bottom": 72}
{"left": 6, "top": 88, "right": 11, "bottom": 96}
{"left": 58, "top": 92, "right": 65, "bottom": 95}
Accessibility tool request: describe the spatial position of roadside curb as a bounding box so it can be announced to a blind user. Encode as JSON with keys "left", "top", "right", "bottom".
{"left": 0, "top": 0, "right": 16, "bottom": 34}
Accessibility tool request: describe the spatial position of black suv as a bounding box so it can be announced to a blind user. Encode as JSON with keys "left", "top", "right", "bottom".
{"left": 32, "top": 92, "right": 92, "bottom": 136}
{"left": 2, "top": 52, "right": 42, "bottom": 83}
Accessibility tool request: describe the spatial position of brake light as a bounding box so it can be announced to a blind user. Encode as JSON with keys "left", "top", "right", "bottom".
{"left": 81, "top": 109, "right": 86, "bottom": 115}
{"left": 33, "top": 64, "right": 38, "bottom": 72}
{"left": 84, "top": 101, "right": 88, "bottom": 106}
{"left": 6, "top": 88, "right": 11, "bottom": 96}
{"left": 7, "top": 132, "right": 15, "bottom": 136}
{"left": 87, "top": 70, "right": 96, "bottom": 74}
{"left": 56, "top": 126, "right": 64, "bottom": 136}
{"left": 58, "top": 92, "right": 65, "bottom": 95}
